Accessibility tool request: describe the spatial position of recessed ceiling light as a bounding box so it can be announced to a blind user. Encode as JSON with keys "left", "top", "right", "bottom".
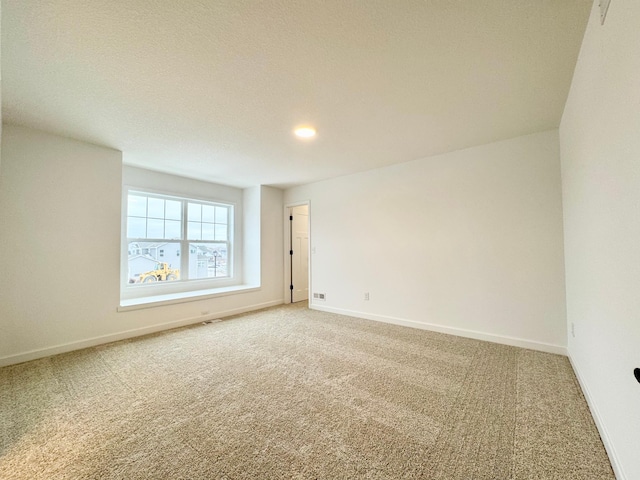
{"left": 294, "top": 126, "right": 316, "bottom": 138}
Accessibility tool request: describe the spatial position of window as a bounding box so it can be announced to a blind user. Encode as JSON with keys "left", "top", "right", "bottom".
{"left": 125, "top": 191, "right": 232, "bottom": 287}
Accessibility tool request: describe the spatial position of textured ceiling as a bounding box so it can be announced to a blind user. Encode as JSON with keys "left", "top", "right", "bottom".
{"left": 1, "top": 0, "right": 592, "bottom": 188}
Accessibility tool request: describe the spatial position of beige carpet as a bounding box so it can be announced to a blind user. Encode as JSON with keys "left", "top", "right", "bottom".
{"left": 0, "top": 305, "right": 614, "bottom": 479}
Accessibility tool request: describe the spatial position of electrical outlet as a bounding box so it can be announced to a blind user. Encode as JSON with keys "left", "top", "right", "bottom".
{"left": 364, "top": 292, "right": 369, "bottom": 301}
{"left": 571, "top": 322, "right": 575, "bottom": 338}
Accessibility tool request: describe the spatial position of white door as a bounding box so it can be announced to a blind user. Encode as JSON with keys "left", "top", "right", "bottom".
{"left": 290, "top": 205, "right": 309, "bottom": 303}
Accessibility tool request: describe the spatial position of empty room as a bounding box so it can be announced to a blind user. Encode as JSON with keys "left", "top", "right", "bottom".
{"left": 1, "top": 1, "right": 638, "bottom": 479}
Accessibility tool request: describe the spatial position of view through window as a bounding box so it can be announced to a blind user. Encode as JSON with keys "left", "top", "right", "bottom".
{"left": 126, "top": 191, "right": 231, "bottom": 285}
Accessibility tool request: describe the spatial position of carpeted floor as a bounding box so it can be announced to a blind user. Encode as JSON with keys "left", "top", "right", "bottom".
{"left": 0, "top": 305, "right": 614, "bottom": 479}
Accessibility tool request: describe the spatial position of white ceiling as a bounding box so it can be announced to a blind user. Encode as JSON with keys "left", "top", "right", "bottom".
{"left": 2, "top": 0, "right": 592, "bottom": 189}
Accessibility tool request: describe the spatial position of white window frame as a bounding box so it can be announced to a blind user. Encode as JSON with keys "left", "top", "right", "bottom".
{"left": 121, "top": 187, "right": 238, "bottom": 302}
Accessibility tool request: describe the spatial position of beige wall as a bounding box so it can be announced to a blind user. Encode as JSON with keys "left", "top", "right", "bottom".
{"left": 0, "top": 125, "right": 284, "bottom": 365}
{"left": 560, "top": 0, "right": 640, "bottom": 478}
{"left": 285, "top": 129, "right": 567, "bottom": 353}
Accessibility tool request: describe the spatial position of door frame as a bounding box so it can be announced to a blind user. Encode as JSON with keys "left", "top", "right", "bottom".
{"left": 283, "top": 201, "right": 311, "bottom": 305}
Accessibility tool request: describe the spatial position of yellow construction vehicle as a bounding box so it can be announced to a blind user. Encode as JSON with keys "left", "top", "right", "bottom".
{"left": 139, "top": 263, "right": 180, "bottom": 283}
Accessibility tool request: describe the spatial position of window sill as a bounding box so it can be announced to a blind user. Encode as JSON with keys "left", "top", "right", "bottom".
{"left": 118, "top": 284, "right": 260, "bottom": 312}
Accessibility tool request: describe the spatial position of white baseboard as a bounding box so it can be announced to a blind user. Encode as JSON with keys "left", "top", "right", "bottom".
{"left": 311, "top": 304, "right": 567, "bottom": 356}
{"left": 0, "top": 299, "right": 283, "bottom": 368}
{"left": 568, "top": 354, "right": 625, "bottom": 480}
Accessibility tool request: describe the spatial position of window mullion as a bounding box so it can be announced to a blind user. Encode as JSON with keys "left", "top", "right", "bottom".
{"left": 181, "top": 200, "right": 188, "bottom": 280}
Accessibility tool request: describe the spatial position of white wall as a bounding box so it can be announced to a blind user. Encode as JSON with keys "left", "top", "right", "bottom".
{"left": 243, "top": 186, "right": 261, "bottom": 286}
{"left": 0, "top": 125, "right": 284, "bottom": 365}
{"left": 0, "top": 1, "right": 3, "bottom": 172}
{"left": 560, "top": 1, "right": 640, "bottom": 478}
{"left": 285, "top": 130, "right": 567, "bottom": 353}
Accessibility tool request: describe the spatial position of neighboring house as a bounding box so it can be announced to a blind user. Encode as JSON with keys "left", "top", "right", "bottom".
{"left": 127, "top": 242, "right": 227, "bottom": 281}
{"left": 193, "top": 244, "right": 228, "bottom": 278}
{"left": 127, "top": 242, "right": 181, "bottom": 281}
{"left": 127, "top": 254, "right": 159, "bottom": 282}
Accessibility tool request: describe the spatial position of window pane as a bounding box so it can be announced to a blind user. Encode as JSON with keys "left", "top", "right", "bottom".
{"left": 215, "top": 206, "right": 227, "bottom": 224}
{"left": 215, "top": 224, "right": 228, "bottom": 241}
{"left": 148, "top": 197, "right": 164, "bottom": 219}
{"left": 127, "top": 242, "right": 180, "bottom": 284}
{"left": 125, "top": 191, "right": 233, "bottom": 289}
{"left": 187, "top": 221, "right": 201, "bottom": 240}
{"left": 165, "top": 220, "right": 181, "bottom": 239}
{"left": 127, "top": 217, "right": 146, "bottom": 238}
{"left": 202, "top": 205, "right": 215, "bottom": 223}
{"left": 165, "top": 200, "right": 181, "bottom": 220}
{"left": 188, "top": 203, "right": 201, "bottom": 222}
{"left": 202, "top": 223, "right": 215, "bottom": 240}
{"left": 189, "top": 243, "right": 228, "bottom": 279}
{"left": 147, "top": 218, "right": 164, "bottom": 238}
{"left": 128, "top": 195, "right": 147, "bottom": 217}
